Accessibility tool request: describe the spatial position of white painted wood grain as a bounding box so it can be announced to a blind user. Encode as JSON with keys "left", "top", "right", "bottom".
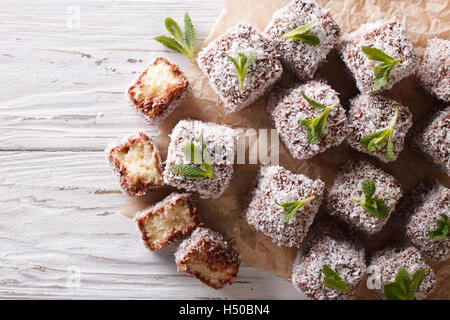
{"left": 0, "top": 0, "right": 305, "bottom": 299}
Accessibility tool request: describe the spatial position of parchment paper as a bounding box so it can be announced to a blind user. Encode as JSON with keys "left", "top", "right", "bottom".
{"left": 122, "top": 0, "right": 450, "bottom": 299}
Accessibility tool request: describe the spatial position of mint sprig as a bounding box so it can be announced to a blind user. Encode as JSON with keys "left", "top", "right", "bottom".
{"left": 275, "top": 196, "right": 315, "bottom": 222}
{"left": 169, "top": 132, "right": 215, "bottom": 179}
{"left": 352, "top": 180, "right": 389, "bottom": 219}
{"left": 282, "top": 20, "right": 320, "bottom": 46}
{"left": 360, "top": 106, "right": 399, "bottom": 162}
{"left": 384, "top": 267, "right": 425, "bottom": 300}
{"left": 300, "top": 91, "right": 339, "bottom": 144}
{"left": 361, "top": 46, "right": 401, "bottom": 91}
{"left": 226, "top": 52, "right": 257, "bottom": 90}
{"left": 154, "top": 13, "right": 196, "bottom": 63}
{"left": 428, "top": 213, "right": 450, "bottom": 240}
{"left": 322, "top": 264, "right": 350, "bottom": 293}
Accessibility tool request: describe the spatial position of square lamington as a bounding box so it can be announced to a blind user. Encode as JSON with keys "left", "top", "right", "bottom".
{"left": 175, "top": 226, "right": 240, "bottom": 289}
{"left": 326, "top": 160, "right": 402, "bottom": 234}
{"left": 127, "top": 57, "right": 190, "bottom": 125}
{"left": 347, "top": 94, "right": 413, "bottom": 162}
{"left": 267, "top": 80, "right": 348, "bottom": 160}
{"left": 135, "top": 193, "right": 199, "bottom": 251}
{"left": 197, "top": 23, "right": 283, "bottom": 113}
{"left": 106, "top": 132, "right": 164, "bottom": 196}
{"left": 292, "top": 220, "right": 366, "bottom": 300}
{"left": 163, "top": 120, "right": 237, "bottom": 199}
{"left": 339, "top": 19, "right": 418, "bottom": 93}
{"left": 244, "top": 165, "right": 325, "bottom": 248}
{"left": 368, "top": 246, "right": 436, "bottom": 300}
{"left": 264, "top": 0, "right": 340, "bottom": 80}
{"left": 394, "top": 179, "right": 449, "bottom": 262}
{"left": 417, "top": 38, "right": 450, "bottom": 102}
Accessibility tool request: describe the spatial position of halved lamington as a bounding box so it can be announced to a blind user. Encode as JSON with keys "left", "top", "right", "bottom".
{"left": 175, "top": 226, "right": 240, "bottom": 289}
{"left": 368, "top": 246, "right": 436, "bottom": 300}
{"left": 106, "top": 132, "right": 164, "bottom": 196}
{"left": 326, "top": 160, "right": 402, "bottom": 234}
{"left": 394, "top": 179, "right": 449, "bottom": 262}
{"left": 163, "top": 120, "right": 237, "bottom": 199}
{"left": 197, "top": 23, "right": 283, "bottom": 113}
{"left": 417, "top": 38, "right": 450, "bottom": 102}
{"left": 264, "top": 0, "right": 340, "bottom": 80}
{"left": 292, "top": 220, "right": 366, "bottom": 300}
{"left": 128, "top": 57, "right": 190, "bottom": 125}
{"left": 346, "top": 94, "right": 413, "bottom": 162}
{"left": 339, "top": 18, "right": 418, "bottom": 93}
{"left": 244, "top": 165, "right": 325, "bottom": 248}
{"left": 267, "top": 80, "right": 348, "bottom": 160}
{"left": 412, "top": 106, "right": 450, "bottom": 175}
{"left": 135, "top": 193, "right": 199, "bottom": 251}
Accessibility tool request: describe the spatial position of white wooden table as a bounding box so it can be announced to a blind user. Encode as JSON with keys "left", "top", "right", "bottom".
{"left": 0, "top": 0, "right": 303, "bottom": 299}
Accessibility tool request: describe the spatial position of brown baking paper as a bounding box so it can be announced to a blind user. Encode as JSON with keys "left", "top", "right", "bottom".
{"left": 122, "top": 0, "right": 450, "bottom": 299}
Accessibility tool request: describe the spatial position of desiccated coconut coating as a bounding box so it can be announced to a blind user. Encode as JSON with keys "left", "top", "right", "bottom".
{"left": 368, "top": 246, "right": 436, "bottom": 300}
{"left": 105, "top": 132, "right": 164, "bottom": 196}
{"left": 134, "top": 193, "right": 199, "bottom": 251}
{"left": 267, "top": 80, "right": 348, "bottom": 160}
{"left": 412, "top": 106, "right": 450, "bottom": 175}
{"left": 394, "top": 179, "right": 450, "bottom": 262}
{"left": 244, "top": 165, "right": 325, "bottom": 248}
{"left": 346, "top": 94, "right": 413, "bottom": 162}
{"left": 127, "top": 57, "right": 190, "bottom": 126}
{"left": 197, "top": 22, "right": 283, "bottom": 113}
{"left": 175, "top": 226, "right": 240, "bottom": 289}
{"left": 326, "top": 160, "right": 402, "bottom": 234}
{"left": 339, "top": 18, "right": 418, "bottom": 93}
{"left": 264, "top": 0, "right": 340, "bottom": 80}
{"left": 292, "top": 220, "right": 366, "bottom": 300}
{"left": 417, "top": 38, "right": 450, "bottom": 102}
{"left": 163, "top": 120, "right": 237, "bottom": 199}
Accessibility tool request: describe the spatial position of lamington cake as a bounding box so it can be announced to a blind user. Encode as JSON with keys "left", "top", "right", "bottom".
{"left": 175, "top": 226, "right": 240, "bottom": 289}
{"left": 128, "top": 57, "right": 190, "bottom": 125}
{"left": 106, "top": 132, "right": 164, "bottom": 196}
{"left": 417, "top": 38, "right": 450, "bottom": 102}
{"left": 326, "top": 160, "right": 402, "bottom": 234}
{"left": 163, "top": 120, "right": 237, "bottom": 199}
{"left": 394, "top": 179, "right": 450, "bottom": 262}
{"left": 346, "top": 94, "right": 413, "bottom": 162}
{"left": 339, "top": 18, "right": 418, "bottom": 93}
{"left": 292, "top": 220, "right": 366, "bottom": 300}
{"left": 264, "top": 0, "right": 340, "bottom": 80}
{"left": 135, "top": 193, "right": 199, "bottom": 251}
{"left": 267, "top": 80, "right": 348, "bottom": 160}
{"left": 368, "top": 246, "right": 436, "bottom": 300}
{"left": 244, "top": 165, "right": 325, "bottom": 248}
{"left": 197, "top": 22, "right": 283, "bottom": 113}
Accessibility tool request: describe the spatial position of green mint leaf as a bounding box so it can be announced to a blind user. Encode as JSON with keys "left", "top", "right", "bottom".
{"left": 361, "top": 179, "right": 376, "bottom": 199}
{"left": 409, "top": 269, "right": 425, "bottom": 300}
{"left": 154, "top": 36, "right": 187, "bottom": 55}
{"left": 184, "top": 12, "right": 195, "bottom": 55}
{"left": 361, "top": 46, "right": 400, "bottom": 91}
{"left": 322, "top": 264, "right": 350, "bottom": 293}
{"left": 428, "top": 213, "right": 450, "bottom": 240}
{"left": 226, "top": 52, "right": 257, "bottom": 90}
{"left": 352, "top": 180, "right": 389, "bottom": 219}
{"left": 164, "top": 18, "right": 184, "bottom": 44}
{"left": 169, "top": 164, "right": 210, "bottom": 178}
{"left": 386, "top": 130, "right": 395, "bottom": 161}
{"left": 275, "top": 196, "right": 315, "bottom": 222}
{"left": 301, "top": 91, "right": 326, "bottom": 109}
{"left": 282, "top": 20, "right": 320, "bottom": 46}
{"left": 384, "top": 283, "right": 407, "bottom": 300}
{"left": 384, "top": 267, "right": 425, "bottom": 300}
{"left": 182, "top": 142, "right": 203, "bottom": 164}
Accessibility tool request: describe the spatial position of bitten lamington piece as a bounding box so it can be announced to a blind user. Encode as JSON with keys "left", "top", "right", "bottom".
{"left": 292, "top": 220, "right": 366, "bottom": 300}
{"left": 244, "top": 166, "right": 325, "bottom": 248}
{"left": 394, "top": 179, "right": 450, "bottom": 262}
{"left": 127, "top": 57, "right": 189, "bottom": 125}
{"left": 347, "top": 94, "right": 413, "bottom": 162}
{"left": 163, "top": 120, "right": 237, "bottom": 199}
{"left": 135, "top": 193, "right": 199, "bottom": 251}
{"left": 268, "top": 80, "right": 348, "bottom": 160}
{"left": 339, "top": 18, "right": 418, "bottom": 93}
{"left": 417, "top": 38, "right": 450, "bottom": 102}
{"left": 106, "top": 132, "right": 163, "bottom": 196}
{"left": 327, "top": 160, "right": 402, "bottom": 234}
{"left": 264, "top": 0, "right": 340, "bottom": 80}
{"left": 175, "top": 227, "right": 240, "bottom": 289}
{"left": 368, "top": 246, "right": 436, "bottom": 300}
{"left": 197, "top": 23, "right": 282, "bottom": 113}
